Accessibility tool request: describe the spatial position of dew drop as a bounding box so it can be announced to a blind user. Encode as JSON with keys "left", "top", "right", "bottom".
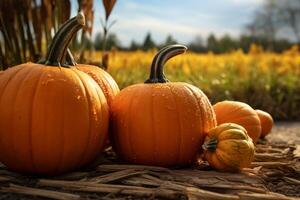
{"left": 166, "top": 106, "right": 175, "bottom": 110}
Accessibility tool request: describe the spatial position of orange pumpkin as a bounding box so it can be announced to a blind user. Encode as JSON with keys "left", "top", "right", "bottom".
{"left": 213, "top": 101, "right": 261, "bottom": 143}
{"left": 65, "top": 50, "right": 119, "bottom": 108}
{"left": 256, "top": 109, "right": 273, "bottom": 138}
{"left": 203, "top": 123, "right": 255, "bottom": 172}
{"left": 110, "top": 45, "right": 217, "bottom": 167}
{"left": 0, "top": 13, "right": 109, "bottom": 175}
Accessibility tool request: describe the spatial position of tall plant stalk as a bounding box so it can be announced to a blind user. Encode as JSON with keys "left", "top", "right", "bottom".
{"left": 101, "top": 0, "right": 117, "bottom": 70}
{"left": 0, "top": 0, "right": 118, "bottom": 70}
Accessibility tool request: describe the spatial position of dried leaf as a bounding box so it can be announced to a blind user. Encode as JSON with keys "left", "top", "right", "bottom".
{"left": 102, "top": 0, "right": 116, "bottom": 20}
{"left": 41, "top": 0, "right": 54, "bottom": 28}
{"left": 78, "top": 0, "right": 94, "bottom": 35}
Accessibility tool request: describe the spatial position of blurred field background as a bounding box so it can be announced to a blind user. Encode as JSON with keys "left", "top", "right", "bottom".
{"left": 0, "top": 0, "right": 300, "bottom": 120}
{"left": 96, "top": 46, "right": 300, "bottom": 121}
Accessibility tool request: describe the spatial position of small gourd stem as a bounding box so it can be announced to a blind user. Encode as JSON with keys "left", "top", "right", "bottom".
{"left": 43, "top": 12, "right": 85, "bottom": 67}
{"left": 202, "top": 139, "right": 218, "bottom": 152}
{"left": 145, "top": 44, "right": 187, "bottom": 83}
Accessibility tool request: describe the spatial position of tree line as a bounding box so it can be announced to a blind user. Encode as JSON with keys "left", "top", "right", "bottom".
{"left": 84, "top": 31, "right": 294, "bottom": 53}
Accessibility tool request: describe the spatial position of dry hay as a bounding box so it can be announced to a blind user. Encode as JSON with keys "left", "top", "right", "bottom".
{"left": 0, "top": 140, "right": 299, "bottom": 200}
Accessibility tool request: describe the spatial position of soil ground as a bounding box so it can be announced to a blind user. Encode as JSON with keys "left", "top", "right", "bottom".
{"left": 271, "top": 122, "right": 300, "bottom": 143}
{"left": 269, "top": 122, "right": 300, "bottom": 157}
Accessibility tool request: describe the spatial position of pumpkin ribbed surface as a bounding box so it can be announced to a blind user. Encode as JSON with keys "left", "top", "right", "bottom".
{"left": 213, "top": 101, "right": 261, "bottom": 143}
{"left": 111, "top": 82, "right": 216, "bottom": 166}
{"left": 203, "top": 123, "right": 255, "bottom": 172}
{"left": 0, "top": 63, "right": 109, "bottom": 175}
{"left": 76, "top": 65, "right": 119, "bottom": 108}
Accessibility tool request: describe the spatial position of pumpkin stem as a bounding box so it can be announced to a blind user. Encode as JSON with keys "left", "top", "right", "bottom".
{"left": 202, "top": 139, "right": 218, "bottom": 152}
{"left": 43, "top": 12, "right": 85, "bottom": 67}
{"left": 145, "top": 44, "right": 187, "bottom": 83}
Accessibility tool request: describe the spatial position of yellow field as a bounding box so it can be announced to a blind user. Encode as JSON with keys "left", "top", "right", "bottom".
{"left": 88, "top": 45, "right": 300, "bottom": 120}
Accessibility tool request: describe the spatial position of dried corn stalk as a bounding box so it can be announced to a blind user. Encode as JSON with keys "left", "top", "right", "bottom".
{"left": 0, "top": 0, "right": 85, "bottom": 69}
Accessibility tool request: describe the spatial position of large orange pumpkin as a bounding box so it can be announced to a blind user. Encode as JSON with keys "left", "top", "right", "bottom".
{"left": 213, "top": 101, "right": 261, "bottom": 143}
{"left": 65, "top": 50, "right": 119, "bottom": 108}
{"left": 0, "top": 13, "right": 109, "bottom": 175}
{"left": 256, "top": 109, "right": 273, "bottom": 138}
{"left": 110, "top": 45, "right": 217, "bottom": 167}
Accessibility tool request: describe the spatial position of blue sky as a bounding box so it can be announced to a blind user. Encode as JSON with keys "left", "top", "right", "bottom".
{"left": 71, "top": 0, "right": 264, "bottom": 46}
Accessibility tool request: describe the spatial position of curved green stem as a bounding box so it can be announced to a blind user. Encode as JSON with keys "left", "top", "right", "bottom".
{"left": 145, "top": 44, "right": 187, "bottom": 83}
{"left": 202, "top": 139, "right": 218, "bottom": 152}
{"left": 43, "top": 12, "right": 85, "bottom": 67}
{"left": 145, "top": 46, "right": 169, "bottom": 83}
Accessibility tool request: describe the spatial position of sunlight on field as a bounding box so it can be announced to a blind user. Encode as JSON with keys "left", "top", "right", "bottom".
{"left": 87, "top": 45, "right": 300, "bottom": 120}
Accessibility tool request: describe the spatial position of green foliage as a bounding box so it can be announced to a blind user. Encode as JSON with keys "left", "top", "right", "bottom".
{"left": 129, "top": 40, "right": 140, "bottom": 51}
{"left": 142, "top": 32, "right": 156, "bottom": 51}
{"left": 207, "top": 34, "right": 219, "bottom": 53}
{"left": 164, "top": 35, "right": 178, "bottom": 46}
{"left": 128, "top": 33, "right": 295, "bottom": 53}
{"left": 94, "top": 33, "right": 120, "bottom": 50}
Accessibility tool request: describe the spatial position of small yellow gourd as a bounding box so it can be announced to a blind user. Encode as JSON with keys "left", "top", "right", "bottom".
{"left": 202, "top": 123, "right": 255, "bottom": 172}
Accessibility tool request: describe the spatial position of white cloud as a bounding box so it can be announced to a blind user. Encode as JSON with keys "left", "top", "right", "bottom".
{"left": 225, "top": 0, "right": 264, "bottom": 6}
{"left": 111, "top": 15, "right": 241, "bottom": 46}
{"left": 89, "top": 0, "right": 262, "bottom": 46}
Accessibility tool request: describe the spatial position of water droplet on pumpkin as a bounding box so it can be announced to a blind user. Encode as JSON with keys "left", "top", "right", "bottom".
{"left": 166, "top": 106, "right": 174, "bottom": 110}
{"left": 77, "top": 96, "right": 81, "bottom": 100}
